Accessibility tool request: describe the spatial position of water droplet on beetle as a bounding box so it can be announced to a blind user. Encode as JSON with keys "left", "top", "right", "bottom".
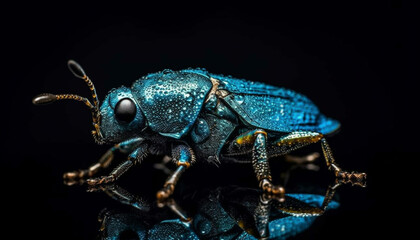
{"left": 235, "top": 95, "right": 244, "bottom": 104}
{"left": 185, "top": 93, "right": 193, "bottom": 102}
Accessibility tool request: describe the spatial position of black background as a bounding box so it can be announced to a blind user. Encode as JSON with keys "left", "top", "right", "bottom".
{"left": 3, "top": 1, "right": 409, "bottom": 239}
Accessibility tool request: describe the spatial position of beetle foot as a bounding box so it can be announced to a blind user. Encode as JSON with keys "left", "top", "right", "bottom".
{"left": 156, "top": 184, "right": 175, "bottom": 203}
{"left": 260, "top": 179, "right": 285, "bottom": 202}
{"left": 63, "top": 170, "right": 91, "bottom": 186}
{"left": 329, "top": 163, "right": 367, "bottom": 187}
{"left": 87, "top": 175, "right": 115, "bottom": 186}
{"left": 63, "top": 169, "right": 90, "bottom": 180}
{"left": 86, "top": 184, "right": 108, "bottom": 192}
{"left": 64, "top": 178, "right": 85, "bottom": 186}
{"left": 336, "top": 170, "right": 367, "bottom": 187}
{"left": 156, "top": 197, "right": 192, "bottom": 223}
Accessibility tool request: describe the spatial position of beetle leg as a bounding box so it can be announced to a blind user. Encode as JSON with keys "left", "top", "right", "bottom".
{"left": 274, "top": 132, "right": 366, "bottom": 186}
{"left": 320, "top": 138, "right": 367, "bottom": 187}
{"left": 252, "top": 131, "right": 286, "bottom": 200}
{"left": 273, "top": 179, "right": 343, "bottom": 217}
{"left": 89, "top": 184, "right": 151, "bottom": 211}
{"left": 254, "top": 193, "right": 271, "bottom": 239}
{"left": 153, "top": 155, "right": 173, "bottom": 175}
{"left": 319, "top": 138, "right": 340, "bottom": 173}
{"left": 273, "top": 131, "right": 324, "bottom": 154}
{"left": 156, "top": 144, "right": 194, "bottom": 203}
{"left": 231, "top": 129, "right": 285, "bottom": 199}
{"left": 64, "top": 137, "right": 143, "bottom": 184}
{"left": 87, "top": 143, "right": 148, "bottom": 186}
{"left": 319, "top": 180, "right": 342, "bottom": 212}
{"left": 158, "top": 197, "right": 192, "bottom": 223}
{"left": 285, "top": 152, "right": 321, "bottom": 164}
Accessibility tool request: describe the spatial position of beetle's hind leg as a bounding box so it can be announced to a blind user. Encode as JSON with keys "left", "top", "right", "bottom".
{"left": 273, "top": 132, "right": 366, "bottom": 186}
{"left": 320, "top": 138, "right": 366, "bottom": 187}
{"left": 64, "top": 137, "right": 144, "bottom": 185}
{"left": 285, "top": 152, "right": 321, "bottom": 165}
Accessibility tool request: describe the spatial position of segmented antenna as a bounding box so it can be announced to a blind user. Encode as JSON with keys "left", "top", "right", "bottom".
{"left": 67, "top": 60, "right": 100, "bottom": 110}
{"left": 32, "top": 60, "right": 104, "bottom": 143}
{"left": 32, "top": 93, "right": 95, "bottom": 109}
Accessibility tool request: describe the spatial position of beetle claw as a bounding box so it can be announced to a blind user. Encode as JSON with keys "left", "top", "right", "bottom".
{"left": 63, "top": 170, "right": 91, "bottom": 186}
{"left": 336, "top": 170, "right": 367, "bottom": 187}
{"left": 260, "top": 179, "right": 285, "bottom": 202}
{"left": 156, "top": 184, "right": 175, "bottom": 204}
{"left": 63, "top": 169, "right": 89, "bottom": 180}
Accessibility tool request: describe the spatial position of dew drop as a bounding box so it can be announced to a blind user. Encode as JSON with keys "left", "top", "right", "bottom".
{"left": 185, "top": 93, "right": 193, "bottom": 102}
{"left": 235, "top": 95, "right": 244, "bottom": 104}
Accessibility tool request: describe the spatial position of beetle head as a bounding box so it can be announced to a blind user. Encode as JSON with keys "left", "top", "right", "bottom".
{"left": 33, "top": 60, "right": 105, "bottom": 144}
{"left": 99, "top": 87, "right": 146, "bottom": 143}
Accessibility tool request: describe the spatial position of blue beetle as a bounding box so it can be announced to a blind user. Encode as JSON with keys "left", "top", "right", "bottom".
{"left": 33, "top": 60, "right": 366, "bottom": 201}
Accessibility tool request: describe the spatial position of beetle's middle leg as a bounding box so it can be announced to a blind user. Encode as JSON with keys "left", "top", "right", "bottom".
{"left": 156, "top": 143, "right": 195, "bottom": 203}
{"left": 233, "top": 129, "right": 286, "bottom": 199}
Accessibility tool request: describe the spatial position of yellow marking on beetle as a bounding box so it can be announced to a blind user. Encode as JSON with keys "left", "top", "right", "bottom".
{"left": 177, "top": 161, "right": 191, "bottom": 168}
{"left": 236, "top": 135, "right": 253, "bottom": 145}
{"left": 235, "top": 130, "right": 268, "bottom": 145}
{"left": 276, "top": 132, "right": 323, "bottom": 146}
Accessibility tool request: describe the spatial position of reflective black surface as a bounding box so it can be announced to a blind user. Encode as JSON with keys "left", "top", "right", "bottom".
{"left": 4, "top": 1, "right": 406, "bottom": 239}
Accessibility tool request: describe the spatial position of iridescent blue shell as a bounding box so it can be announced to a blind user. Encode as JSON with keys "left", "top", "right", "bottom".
{"left": 185, "top": 69, "right": 340, "bottom": 135}
{"left": 102, "top": 68, "right": 339, "bottom": 145}
{"left": 213, "top": 73, "right": 340, "bottom": 135}
{"left": 132, "top": 69, "right": 213, "bottom": 139}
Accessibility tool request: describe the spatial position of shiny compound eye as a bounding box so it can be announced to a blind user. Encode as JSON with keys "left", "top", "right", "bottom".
{"left": 115, "top": 98, "right": 137, "bottom": 123}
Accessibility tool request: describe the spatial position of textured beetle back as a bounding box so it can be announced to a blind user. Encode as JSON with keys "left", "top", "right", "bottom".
{"left": 132, "top": 69, "right": 213, "bottom": 139}
{"left": 212, "top": 73, "right": 340, "bottom": 135}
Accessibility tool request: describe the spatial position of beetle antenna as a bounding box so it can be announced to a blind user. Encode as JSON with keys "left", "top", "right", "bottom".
{"left": 67, "top": 60, "right": 100, "bottom": 111}
{"left": 32, "top": 60, "right": 104, "bottom": 144}
{"left": 32, "top": 93, "right": 95, "bottom": 110}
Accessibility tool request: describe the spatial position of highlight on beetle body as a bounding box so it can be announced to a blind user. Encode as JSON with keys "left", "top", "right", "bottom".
{"left": 32, "top": 60, "right": 104, "bottom": 144}
{"left": 33, "top": 60, "right": 367, "bottom": 204}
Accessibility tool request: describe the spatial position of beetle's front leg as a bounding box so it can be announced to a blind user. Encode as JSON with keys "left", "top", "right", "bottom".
{"left": 87, "top": 143, "right": 148, "bottom": 185}
{"left": 156, "top": 144, "right": 194, "bottom": 203}
{"left": 63, "top": 137, "right": 143, "bottom": 184}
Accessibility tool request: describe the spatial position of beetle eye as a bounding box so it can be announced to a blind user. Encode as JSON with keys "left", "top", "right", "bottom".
{"left": 115, "top": 98, "right": 137, "bottom": 123}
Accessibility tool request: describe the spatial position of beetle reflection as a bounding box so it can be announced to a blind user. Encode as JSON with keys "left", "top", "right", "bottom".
{"left": 90, "top": 173, "right": 364, "bottom": 240}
